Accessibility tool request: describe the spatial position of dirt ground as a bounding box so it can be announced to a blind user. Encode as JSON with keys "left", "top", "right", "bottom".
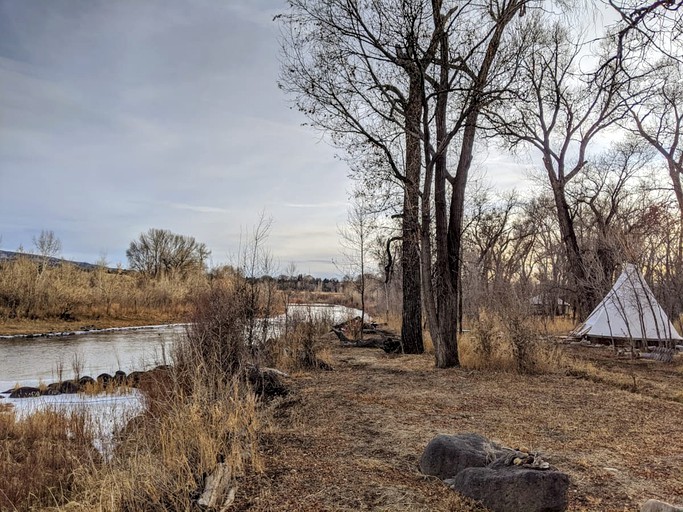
{"left": 235, "top": 340, "right": 683, "bottom": 511}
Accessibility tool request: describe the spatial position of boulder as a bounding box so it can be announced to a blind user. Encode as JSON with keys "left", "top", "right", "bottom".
{"left": 41, "top": 385, "right": 61, "bottom": 396}
{"left": 448, "top": 465, "right": 569, "bottom": 512}
{"left": 46, "top": 382, "right": 62, "bottom": 394}
{"left": 419, "top": 433, "right": 508, "bottom": 479}
{"left": 114, "top": 370, "right": 127, "bottom": 385}
{"left": 420, "top": 433, "right": 569, "bottom": 512}
{"left": 59, "top": 380, "right": 79, "bottom": 394}
{"left": 246, "top": 364, "right": 288, "bottom": 399}
{"left": 126, "top": 371, "right": 144, "bottom": 387}
{"left": 78, "top": 376, "right": 96, "bottom": 388}
{"left": 97, "top": 373, "right": 113, "bottom": 387}
{"left": 9, "top": 386, "right": 41, "bottom": 398}
{"left": 641, "top": 499, "right": 683, "bottom": 512}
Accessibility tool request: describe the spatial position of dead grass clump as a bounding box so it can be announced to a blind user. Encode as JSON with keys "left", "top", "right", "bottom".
{"left": 268, "top": 311, "right": 334, "bottom": 372}
{"left": 460, "top": 310, "right": 567, "bottom": 374}
{"left": 66, "top": 277, "right": 265, "bottom": 511}
{"left": 0, "top": 409, "right": 100, "bottom": 511}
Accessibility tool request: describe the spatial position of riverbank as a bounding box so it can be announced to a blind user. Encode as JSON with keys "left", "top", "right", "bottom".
{"left": 0, "top": 313, "right": 187, "bottom": 337}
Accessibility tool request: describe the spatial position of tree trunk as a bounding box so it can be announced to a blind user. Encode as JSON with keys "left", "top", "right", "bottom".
{"left": 667, "top": 161, "right": 683, "bottom": 261}
{"left": 401, "top": 75, "right": 424, "bottom": 354}
{"left": 548, "top": 176, "right": 595, "bottom": 319}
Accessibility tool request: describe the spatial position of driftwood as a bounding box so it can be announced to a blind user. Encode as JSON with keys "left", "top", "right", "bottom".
{"left": 639, "top": 346, "right": 675, "bottom": 363}
{"left": 331, "top": 326, "right": 402, "bottom": 353}
{"left": 198, "top": 462, "right": 236, "bottom": 511}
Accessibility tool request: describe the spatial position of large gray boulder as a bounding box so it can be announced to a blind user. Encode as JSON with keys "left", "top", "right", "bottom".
{"left": 419, "top": 433, "right": 508, "bottom": 479}
{"left": 420, "top": 433, "right": 569, "bottom": 512}
{"left": 448, "top": 465, "right": 569, "bottom": 512}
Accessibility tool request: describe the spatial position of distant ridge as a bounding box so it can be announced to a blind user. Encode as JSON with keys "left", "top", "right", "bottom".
{"left": 0, "top": 250, "right": 121, "bottom": 272}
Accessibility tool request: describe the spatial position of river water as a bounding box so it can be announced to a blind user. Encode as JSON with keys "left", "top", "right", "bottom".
{"left": 0, "top": 325, "right": 183, "bottom": 390}
{"left": 0, "top": 304, "right": 363, "bottom": 454}
{"left": 0, "top": 303, "right": 363, "bottom": 389}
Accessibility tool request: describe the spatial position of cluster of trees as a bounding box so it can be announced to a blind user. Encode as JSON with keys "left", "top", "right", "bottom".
{"left": 126, "top": 228, "right": 210, "bottom": 279}
{"left": 279, "top": 0, "right": 683, "bottom": 366}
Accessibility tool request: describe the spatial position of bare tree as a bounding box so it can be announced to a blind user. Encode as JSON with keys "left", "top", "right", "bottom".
{"left": 126, "top": 228, "right": 209, "bottom": 279}
{"left": 606, "top": 0, "right": 683, "bottom": 70}
{"left": 33, "top": 229, "right": 62, "bottom": 275}
{"left": 280, "top": 0, "right": 534, "bottom": 367}
{"left": 338, "top": 192, "right": 377, "bottom": 341}
{"left": 279, "top": 0, "right": 448, "bottom": 353}
{"left": 624, "top": 60, "right": 683, "bottom": 240}
{"left": 237, "top": 212, "right": 277, "bottom": 348}
{"left": 490, "top": 17, "right": 626, "bottom": 318}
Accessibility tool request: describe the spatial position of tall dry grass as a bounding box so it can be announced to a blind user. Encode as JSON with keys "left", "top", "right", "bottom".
{"left": 0, "top": 256, "right": 209, "bottom": 324}
{"left": 0, "top": 409, "right": 100, "bottom": 511}
{"left": 266, "top": 309, "right": 335, "bottom": 372}
{"left": 0, "top": 273, "right": 287, "bottom": 511}
{"left": 459, "top": 309, "right": 568, "bottom": 374}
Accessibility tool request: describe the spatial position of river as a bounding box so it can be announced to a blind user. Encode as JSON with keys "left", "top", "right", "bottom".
{"left": 0, "top": 303, "right": 363, "bottom": 389}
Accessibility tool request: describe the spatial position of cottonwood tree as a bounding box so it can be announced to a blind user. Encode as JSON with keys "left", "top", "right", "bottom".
{"left": 490, "top": 17, "right": 626, "bottom": 318}
{"left": 279, "top": 0, "right": 447, "bottom": 353}
{"left": 126, "top": 228, "right": 209, "bottom": 279}
{"left": 567, "top": 137, "right": 654, "bottom": 289}
{"left": 606, "top": 0, "right": 683, "bottom": 70}
{"left": 624, "top": 60, "right": 683, "bottom": 239}
{"left": 416, "top": 0, "right": 533, "bottom": 367}
{"left": 280, "top": 0, "right": 534, "bottom": 367}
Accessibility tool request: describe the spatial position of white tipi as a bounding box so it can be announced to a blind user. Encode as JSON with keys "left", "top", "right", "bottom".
{"left": 571, "top": 264, "right": 682, "bottom": 345}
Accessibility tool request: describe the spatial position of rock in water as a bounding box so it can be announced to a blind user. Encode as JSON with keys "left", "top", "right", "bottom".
{"left": 419, "top": 433, "right": 508, "bottom": 479}
{"left": 641, "top": 499, "right": 683, "bottom": 512}
{"left": 449, "top": 465, "right": 569, "bottom": 512}
{"left": 9, "top": 386, "right": 41, "bottom": 398}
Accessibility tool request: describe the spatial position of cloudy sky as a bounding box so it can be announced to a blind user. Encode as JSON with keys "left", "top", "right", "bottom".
{"left": 0, "top": 0, "right": 530, "bottom": 276}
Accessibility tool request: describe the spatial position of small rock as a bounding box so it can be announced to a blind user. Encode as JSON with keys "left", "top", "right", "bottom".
{"left": 641, "top": 499, "right": 683, "bottom": 512}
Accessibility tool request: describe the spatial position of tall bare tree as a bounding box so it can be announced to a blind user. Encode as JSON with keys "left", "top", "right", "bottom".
{"left": 33, "top": 229, "right": 62, "bottom": 276}
{"left": 419, "top": 0, "right": 532, "bottom": 366}
{"left": 490, "top": 17, "right": 625, "bottom": 318}
{"left": 624, "top": 60, "right": 683, "bottom": 239}
{"left": 279, "top": 0, "right": 446, "bottom": 353}
{"left": 338, "top": 191, "right": 377, "bottom": 340}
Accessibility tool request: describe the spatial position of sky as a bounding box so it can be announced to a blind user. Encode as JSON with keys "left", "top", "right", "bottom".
{"left": 0, "top": 0, "right": 531, "bottom": 276}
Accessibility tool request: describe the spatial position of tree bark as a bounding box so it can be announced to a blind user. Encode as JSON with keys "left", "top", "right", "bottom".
{"left": 401, "top": 75, "right": 424, "bottom": 354}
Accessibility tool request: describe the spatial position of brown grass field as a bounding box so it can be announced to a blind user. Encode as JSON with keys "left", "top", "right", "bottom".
{"left": 235, "top": 337, "right": 683, "bottom": 512}
{"left": 1, "top": 303, "right": 681, "bottom": 511}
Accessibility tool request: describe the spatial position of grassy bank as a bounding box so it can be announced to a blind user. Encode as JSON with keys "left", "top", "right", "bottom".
{"left": 2, "top": 279, "right": 681, "bottom": 511}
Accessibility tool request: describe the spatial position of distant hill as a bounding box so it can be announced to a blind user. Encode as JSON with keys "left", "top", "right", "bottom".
{"left": 0, "top": 250, "right": 121, "bottom": 272}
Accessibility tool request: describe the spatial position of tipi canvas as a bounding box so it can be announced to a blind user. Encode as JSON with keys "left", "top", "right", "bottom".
{"left": 572, "top": 264, "right": 682, "bottom": 345}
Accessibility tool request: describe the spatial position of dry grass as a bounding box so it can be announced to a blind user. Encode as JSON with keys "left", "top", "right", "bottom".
{"left": 0, "top": 257, "right": 208, "bottom": 334}
{"left": 234, "top": 337, "right": 683, "bottom": 512}
{"left": 459, "top": 311, "right": 568, "bottom": 374}
{"left": 0, "top": 409, "right": 100, "bottom": 511}
{"left": 63, "top": 378, "right": 262, "bottom": 512}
